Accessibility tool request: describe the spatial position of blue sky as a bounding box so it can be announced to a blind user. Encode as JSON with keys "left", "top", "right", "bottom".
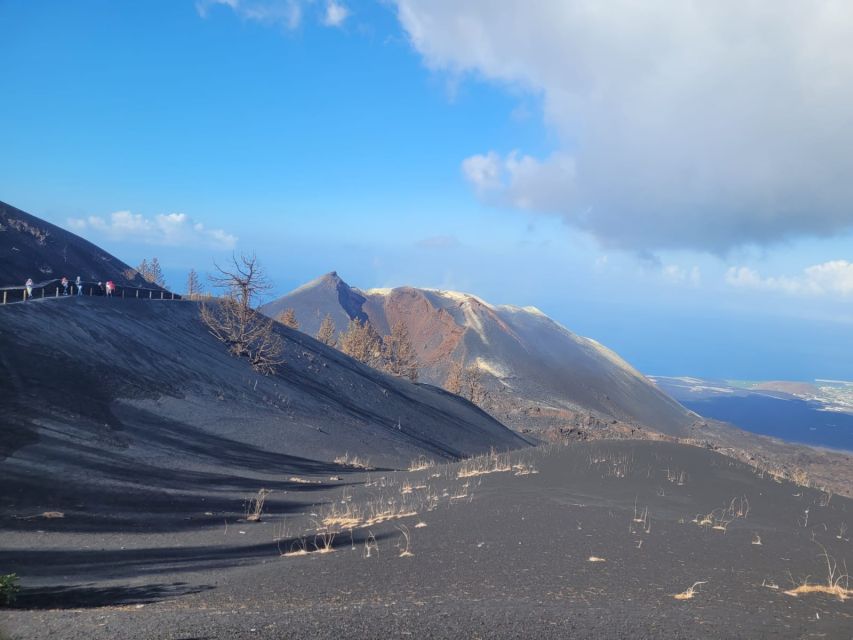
{"left": 2, "top": 0, "right": 852, "bottom": 380}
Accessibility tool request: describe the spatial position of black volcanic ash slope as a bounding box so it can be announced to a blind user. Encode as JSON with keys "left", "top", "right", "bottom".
{"left": 2, "top": 440, "right": 850, "bottom": 639}
{"left": 0, "top": 297, "right": 527, "bottom": 525}
{"left": 0, "top": 200, "right": 164, "bottom": 289}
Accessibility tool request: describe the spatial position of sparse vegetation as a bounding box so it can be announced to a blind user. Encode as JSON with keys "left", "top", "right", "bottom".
{"left": 0, "top": 573, "right": 19, "bottom": 606}
{"left": 691, "top": 495, "right": 750, "bottom": 533}
{"left": 457, "top": 448, "right": 511, "bottom": 478}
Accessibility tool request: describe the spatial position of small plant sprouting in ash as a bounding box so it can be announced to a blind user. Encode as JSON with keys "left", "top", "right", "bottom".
{"left": 673, "top": 581, "right": 707, "bottom": 601}
{"left": 245, "top": 488, "right": 271, "bottom": 522}
{"left": 397, "top": 524, "right": 414, "bottom": 558}
{"left": 1, "top": 573, "right": 20, "bottom": 606}
{"left": 784, "top": 544, "right": 852, "bottom": 601}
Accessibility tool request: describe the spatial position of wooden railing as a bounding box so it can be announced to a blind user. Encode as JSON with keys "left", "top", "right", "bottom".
{"left": 0, "top": 279, "right": 182, "bottom": 305}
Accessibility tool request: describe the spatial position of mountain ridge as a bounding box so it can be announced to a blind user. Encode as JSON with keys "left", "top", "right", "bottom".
{"left": 261, "top": 273, "right": 698, "bottom": 437}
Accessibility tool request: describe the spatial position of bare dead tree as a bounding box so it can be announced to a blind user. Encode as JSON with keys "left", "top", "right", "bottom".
{"left": 338, "top": 317, "right": 382, "bottom": 367}
{"left": 186, "top": 268, "right": 202, "bottom": 297}
{"left": 138, "top": 257, "right": 166, "bottom": 288}
{"left": 199, "top": 253, "right": 282, "bottom": 375}
{"left": 462, "top": 364, "right": 487, "bottom": 406}
{"left": 278, "top": 308, "right": 300, "bottom": 330}
{"left": 316, "top": 313, "right": 336, "bottom": 346}
{"left": 445, "top": 359, "right": 465, "bottom": 396}
{"left": 382, "top": 320, "right": 419, "bottom": 381}
{"left": 209, "top": 252, "right": 271, "bottom": 311}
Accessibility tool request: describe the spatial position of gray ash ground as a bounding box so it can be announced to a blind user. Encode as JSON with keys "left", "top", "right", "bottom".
{"left": 2, "top": 441, "right": 850, "bottom": 639}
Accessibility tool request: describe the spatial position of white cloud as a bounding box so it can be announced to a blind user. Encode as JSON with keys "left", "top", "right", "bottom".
{"left": 395, "top": 1, "right": 853, "bottom": 253}
{"left": 196, "top": 0, "right": 302, "bottom": 30}
{"left": 462, "top": 150, "right": 576, "bottom": 213}
{"left": 662, "top": 264, "right": 701, "bottom": 287}
{"left": 322, "top": 1, "right": 349, "bottom": 27}
{"left": 68, "top": 211, "right": 238, "bottom": 250}
{"left": 726, "top": 260, "right": 853, "bottom": 297}
{"left": 197, "top": 0, "right": 349, "bottom": 30}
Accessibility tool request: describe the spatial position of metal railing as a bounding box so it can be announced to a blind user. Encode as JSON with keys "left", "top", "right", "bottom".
{"left": 0, "top": 278, "right": 182, "bottom": 305}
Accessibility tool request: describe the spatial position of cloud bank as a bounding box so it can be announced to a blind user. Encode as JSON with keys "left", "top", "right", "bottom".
{"left": 68, "top": 211, "right": 238, "bottom": 249}
{"left": 395, "top": 1, "right": 853, "bottom": 254}
{"left": 726, "top": 260, "right": 853, "bottom": 297}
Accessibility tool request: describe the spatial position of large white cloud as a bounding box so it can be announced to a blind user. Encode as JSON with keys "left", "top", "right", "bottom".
{"left": 68, "top": 211, "right": 238, "bottom": 250}
{"left": 395, "top": 1, "right": 853, "bottom": 254}
{"left": 726, "top": 260, "right": 853, "bottom": 297}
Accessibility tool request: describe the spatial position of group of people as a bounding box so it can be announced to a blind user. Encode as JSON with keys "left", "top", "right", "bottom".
{"left": 23, "top": 277, "right": 115, "bottom": 299}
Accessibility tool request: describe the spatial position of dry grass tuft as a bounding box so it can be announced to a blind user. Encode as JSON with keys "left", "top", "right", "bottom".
{"left": 673, "top": 581, "right": 706, "bottom": 600}
{"left": 408, "top": 456, "right": 436, "bottom": 472}
{"left": 784, "top": 545, "right": 851, "bottom": 601}
{"left": 334, "top": 452, "right": 374, "bottom": 470}
{"left": 457, "top": 449, "right": 512, "bottom": 479}
{"left": 244, "top": 488, "right": 271, "bottom": 522}
{"left": 397, "top": 524, "right": 414, "bottom": 557}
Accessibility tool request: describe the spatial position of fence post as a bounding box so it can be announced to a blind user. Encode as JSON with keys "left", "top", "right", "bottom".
{"left": 55, "top": 287, "right": 59, "bottom": 297}
{"left": 89, "top": 287, "right": 92, "bottom": 296}
{"left": 160, "top": 291, "right": 164, "bottom": 300}
{"left": 2, "top": 291, "right": 5, "bottom": 305}
{"left": 41, "top": 288, "right": 45, "bottom": 298}
{"left": 136, "top": 289, "right": 139, "bottom": 299}
{"left": 122, "top": 289, "right": 125, "bottom": 299}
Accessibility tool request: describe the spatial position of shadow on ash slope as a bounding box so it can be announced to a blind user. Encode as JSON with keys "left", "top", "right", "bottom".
{"left": 1, "top": 441, "right": 851, "bottom": 639}
{"left": 0, "top": 297, "right": 526, "bottom": 533}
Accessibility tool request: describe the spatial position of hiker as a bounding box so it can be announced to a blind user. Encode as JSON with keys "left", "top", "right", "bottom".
{"left": 75, "top": 276, "right": 83, "bottom": 296}
{"left": 105, "top": 280, "right": 115, "bottom": 297}
{"left": 25, "top": 278, "right": 33, "bottom": 300}
{"left": 61, "top": 277, "right": 69, "bottom": 296}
